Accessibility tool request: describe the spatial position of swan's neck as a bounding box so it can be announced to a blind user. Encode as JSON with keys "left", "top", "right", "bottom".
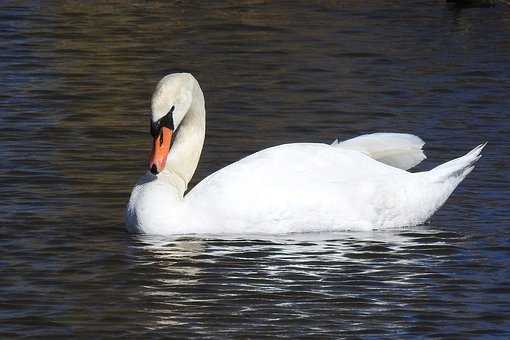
{"left": 160, "top": 81, "right": 206, "bottom": 197}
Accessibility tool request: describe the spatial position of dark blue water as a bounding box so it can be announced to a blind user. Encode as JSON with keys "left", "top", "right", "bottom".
{"left": 1, "top": 1, "right": 509, "bottom": 337}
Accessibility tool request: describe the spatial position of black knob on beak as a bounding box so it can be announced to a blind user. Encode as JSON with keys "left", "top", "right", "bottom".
{"left": 150, "top": 164, "right": 159, "bottom": 175}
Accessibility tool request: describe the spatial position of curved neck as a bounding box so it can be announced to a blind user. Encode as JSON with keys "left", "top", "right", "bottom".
{"left": 160, "top": 81, "right": 206, "bottom": 197}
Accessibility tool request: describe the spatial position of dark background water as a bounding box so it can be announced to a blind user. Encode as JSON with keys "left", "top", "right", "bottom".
{"left": 1, "top": 1, "right": 509, "bottom": 338}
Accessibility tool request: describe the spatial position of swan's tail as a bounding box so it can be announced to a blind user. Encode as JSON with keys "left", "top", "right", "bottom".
{"left": 410, "top": 143, "right": 486, "bottom": 224}
{"left": 428, "top": 142, "right": 486, "bottom": 184}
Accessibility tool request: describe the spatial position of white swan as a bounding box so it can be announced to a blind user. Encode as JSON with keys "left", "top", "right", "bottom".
{"left": 126, "top": 73, "right": 485, "bottom": 235}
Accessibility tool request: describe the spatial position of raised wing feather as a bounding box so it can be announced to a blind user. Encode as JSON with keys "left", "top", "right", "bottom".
{"left": 332, "top": 133, "right": 426, "bottom": 170}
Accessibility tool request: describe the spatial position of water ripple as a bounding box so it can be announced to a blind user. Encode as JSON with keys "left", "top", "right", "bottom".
{"left": 1, "top": 1, "right": 510, "bottom": 337}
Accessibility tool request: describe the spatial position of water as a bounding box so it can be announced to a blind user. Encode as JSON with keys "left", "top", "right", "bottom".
{"left": 1, "top": 1, "right": 509, "bottom": 337}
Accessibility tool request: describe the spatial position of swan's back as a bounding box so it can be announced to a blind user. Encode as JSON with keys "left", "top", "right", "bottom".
{"left": 186, "top": 143, "right": 414, "bottom": 233}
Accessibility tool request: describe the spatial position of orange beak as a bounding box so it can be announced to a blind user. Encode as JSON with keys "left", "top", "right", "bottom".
{"left": 148, "top": 127, "right": 173, "bottom": 175}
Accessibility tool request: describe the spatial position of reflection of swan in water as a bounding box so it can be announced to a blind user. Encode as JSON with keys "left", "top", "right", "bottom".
{"left": 126, "top": 73, "right": 485, "bottom": 235}
{"left": 131, "top": 227, "right": 460, "bottom": 329}
{"left": 134, "top": 235, "right": 207, "bottom": 283}
{"left": 243, "top": 228, "right": 452, "bottom": 264}
{"left": 133, "top": 227, "right": 451, "bottom": 274}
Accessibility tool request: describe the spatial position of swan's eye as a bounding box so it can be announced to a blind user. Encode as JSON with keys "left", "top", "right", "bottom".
{"left": 150, "top": 106, "right": 175, "bottom": 137}
{"left": 160, "top": 106, "right": 175, "bottom": 130}
{"left": 150, "top": 121, "right": 160, "bottom": 138}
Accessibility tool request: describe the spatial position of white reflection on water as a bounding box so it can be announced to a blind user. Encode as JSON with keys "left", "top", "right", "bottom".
{"left": 130, "top": 227, "right": 453, "bottom": 329}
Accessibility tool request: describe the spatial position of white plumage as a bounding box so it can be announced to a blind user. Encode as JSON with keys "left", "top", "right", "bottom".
{"left": 333, "top": 132, "right": 426, "bottom": 170}
{"left": 126, "top": 73, "right": 485, "bottom": 235}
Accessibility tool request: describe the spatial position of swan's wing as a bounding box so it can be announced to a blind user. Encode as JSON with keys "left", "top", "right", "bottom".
{"left": 185, "top": 143, "right": 412, "bottom": 232}
{"left": 332, "top": 133, "right": 426, "bottom": 170}
{"left": 190, "top": 143, "right": 406, "bottom": 201}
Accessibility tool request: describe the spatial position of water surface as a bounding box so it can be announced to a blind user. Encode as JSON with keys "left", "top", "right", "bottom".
{"left": 1, "top": 1, "right": 509, "bottom": 338}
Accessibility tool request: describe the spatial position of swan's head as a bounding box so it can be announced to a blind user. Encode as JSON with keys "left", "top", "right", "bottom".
{"left": 148, "top": 73, "right": 195, "bottom": 175}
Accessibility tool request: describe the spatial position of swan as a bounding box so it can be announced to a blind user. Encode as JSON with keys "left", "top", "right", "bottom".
{"left": 126, "top": 73, "right": 485, "bottom": 235}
